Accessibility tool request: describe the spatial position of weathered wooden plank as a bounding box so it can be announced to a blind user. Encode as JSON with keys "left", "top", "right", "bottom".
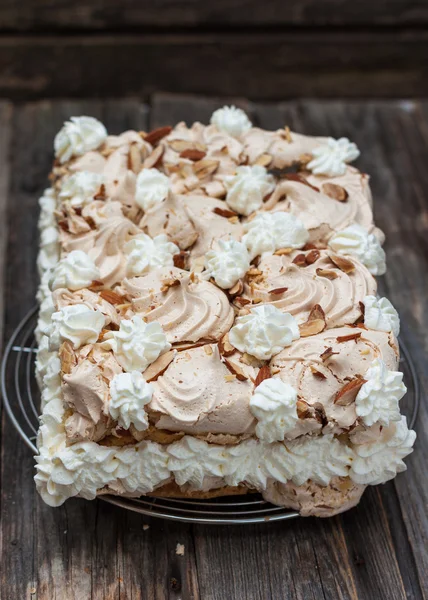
{"left": 1, "top": 0, "right": 428, "bottom": 30}
{"left": 0, "top": 32, "right": 427, "bottom": 100}
{"left": 0, "top": 102, "right": 12, "bottom": 355}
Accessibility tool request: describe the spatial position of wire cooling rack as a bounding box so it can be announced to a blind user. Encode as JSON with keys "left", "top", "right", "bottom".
{"left": 0, "top": 306, "right": 420, "bottom": 524}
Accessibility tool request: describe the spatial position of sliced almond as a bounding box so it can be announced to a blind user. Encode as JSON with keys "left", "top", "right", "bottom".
{"left": 161, "top": 278, "right": 181, "bottom": 293}
{"left": 144, "top": 350, "right": 175, "bottom": 382}
{"left": 284, "top": 126, "right": 292, "bottom": 143}
{"left": 212, "top": 206, "right": 238, "bottom": 219}
{"left": 299, "top": 304, "right": 326, "bottom": 337}
{"left": 316, "top": 268, "right": 338, "bottom": 280}
{"left": 310, "top": 365, "right": 327, "bottom": 380}
{"left": 144, "top": 126, "right": 172, "bottom": 146}
{"left": 169, "top": 139, "right": 206, "bottom": 153}
{"left": 180, "top": 149, "right": 206, "bottom": 161}
{"left": 223, "top": 357, "right": 248, "bottom": 381}
{"left": 193, "top": 159, "right": 219, "bottom": 180}
{"left": 128, "top": 143, "right": 142, "bottom": 173}
{"left": 218, "top": 333, "right": 235, "bottom": 357}
{"left": 234, "top": 296, "right": 251, "bottom": 307}
{"left": 173, "top": 251, "right": 187, "bottom": 270}
{"left": 322, "top": 182, "right": 348, "bottom": 202}
{"left": 292, "top": 254, "right": 307, "bottom": 267}
{"left": 305, "top": 249, "right": 320, "bottom": 264}
{"left": 254, "top": 365, "right": 272, "bottom": 388}
{"left": 99, "top": 289, "right": 125, "bottom": 305}
{"left": 284, "top": 173, "right": 320, "bottom": 192}
{"left": 229, "top": 280, "right": 244, "bottom": 296}
{"left": 204, "top": 345, "right": 214, "bottom": 356}
{"left": 337, "top": 332, "right": 362, "bottom": 343}
{"left": 269, "top": 287, "right": 288, "bottom": 295}
{"left": 320, "top": 346, "right": 339, "bottom": 362}
{"left": 329, "top": 253, "right": 355, "bottom": 274}
{"left": 143, "top": 144, "right": 164, "bottom": 169}
{"left": 335, "top": 377, "right": 366, "bottom": 405}
{"left": 274, "top": 247, "right": 293, "bottom": 256}
{"left": 93, "top": 183, "right": 106, "bottom": 200}
{"left": 254, "top": 153, "right": 273, "bottom": 167}
{"left": 59, "top": 341, "right": 76, "bottom": 375}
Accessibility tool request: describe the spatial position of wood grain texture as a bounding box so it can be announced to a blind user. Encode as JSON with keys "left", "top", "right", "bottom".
{"left": 1, "top": 0, "right": 428, "bottom": 30}
{"left": 0, "top": 31, "right": 427, "bottom": 100}
{"left": 0, "top": 102, "right": 12, "bottom": 355}
{"left": 1, "top": 96, "right": 428, "bottom": 600}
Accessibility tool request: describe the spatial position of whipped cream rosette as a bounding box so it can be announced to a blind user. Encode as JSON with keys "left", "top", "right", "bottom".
{"left": 34, "top": 108, "right": 415, "bottom": 515}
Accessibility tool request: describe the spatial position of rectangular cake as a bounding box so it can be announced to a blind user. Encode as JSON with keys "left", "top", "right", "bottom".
{"left": 35, "top": 107, "right": 415, "bottom": 516}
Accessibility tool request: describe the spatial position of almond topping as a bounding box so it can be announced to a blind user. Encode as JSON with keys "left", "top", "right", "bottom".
{"left": 320, "top": 347, "right": 339, "bottom": 362}
{"left": 59, "top": 341, "right": 76, "bottom": 375}
{"left": 284, "top": 173, "right": 320, "bottom": 192}
{"left": 204, "top": 345, "right": 214, "bottom": 356}
{"left": 180, "top": 149, "right": 206, "bottom": 161}
{"left": 274, "top": 247, "right": 293, "bottom": 256}
{"left": 328, "top": 253, "right": 355, "bottom": 274}
{"left": 322, "top": 182, "right": 348, "bottom": 202}
{"left": 99, "top": 289, "right": 125, "bottom": 305}
{"left": 337, "top": 332, "right": 362, "bottom": 343}
{"left": 254, "top": 365, "right": 272, "bottom": 388}
{"left": 334, "top": 377, "right": 366, "bottom": 405}
{"left": 144, "top": 350, "right": 175, "bottom": 382}
{"left": 212, "top": 206, "right": 238, "bottom": 219}
{"left": 143, "top": 144, "right": 164, "bottom": 169}
{"left": 169, "top": 139, "right": 206, "bottom": 153}
{"left": 234, "top": 296, "right": 251, "bottom": 307}
{"left": 128, "top": 143, "right": 142, "bottom": 173}
{"left": 316, "top": 268, "right": 338, "bottom": 280}
{"left": 284, "top": 126, "right": 292, "bottom": 143}
{"left": 218, "top": 334, "right": 235, "bottom": 357}
{"left": 160, "top": 278, "right": 181, "bottom": 293}
{"left": 292, "top": 254, "right": 307, "bottom": 267}
{"left": 173, "top": 251, "right": 187, "bottom": 270}
{"left": 93, "top": 183, "right": 106, "bottom": 200}
{"left": 269, "top": 287, "right": 288, "bottom": 295}
{"left": 193, "top": 159, "right": 219, "bottom": 180}
{"left": 228, "top": 280, "right": 244, "bottom": 296}
{"left": 310, "top": 366, "right": 327, "bottom": 380}
{"left": 223, "top": 357, "right": 248, "bottom": 381}
{"left": 299, "top": 304, "right": 327, "bottom": 337}
{"left": 144, "top": 126, "right": 172, "bottom": 146}
{"left": 254, "top": 153, "right": 273, "bottom": 167}
{"left": 305, "top": 249, "right": 320, "bottom": 264}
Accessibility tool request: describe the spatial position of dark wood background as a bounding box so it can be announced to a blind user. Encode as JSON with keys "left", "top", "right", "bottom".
{"left": 0, "top": 0, "right": 428, "bottom": 99}
{"left": 0, "top": 94, "right": 427, "bottom": 600}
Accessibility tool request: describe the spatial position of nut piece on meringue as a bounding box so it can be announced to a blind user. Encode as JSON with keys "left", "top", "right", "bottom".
{"left": 204, "top": 239, "right": 250, "bottom": 289}
{"left": 229, "top": 305, "right": 300, "bottom": 360}
{"left": 101, "top": 315, "right": 171, "bottom": 372}
{"left": 54, "top": 116, "right": 107, "bottom": 164}
{"left": 363, "top": 295, "right": 400, "bottom": 336}
{"left": 124, "top": 233, "right": 179, "bottom": 277}
{"left": 135, "top": 168, "right": 170, "bottom": 212}
{"left": 250, "top": 378, "right": 298, "bottom": 442}
{"left": 328, "top": 224, "right": 386, "bottom": 276}
{"left": 307, "top": 137, "right": 360, "bottom": 177}
{"left": 355, "top": 358, "right": 406, "bottom": 427}
{"left": 109, "top": 371, "right": 153, "bottom": 431}
{"left": 224, "top": 165, "right": 275, "bottom": 216}
{"left": 243, "top": 212, "right": 309, "bottom": 259}
{"left": 50, "top": 250, "right": 100, "bottom": 291}
{"left": 210, "top": 105, "right": 252, "bottom": 137}
{"left": 50, "top": 304, "right": 105, "bottom": 350}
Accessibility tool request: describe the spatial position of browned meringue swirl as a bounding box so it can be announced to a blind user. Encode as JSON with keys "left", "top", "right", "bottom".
{"left": 119, "top": 267, "right": 234, "bottom": 343}
{"left": 242, "top": 250, "right": 376, "bottom": 328}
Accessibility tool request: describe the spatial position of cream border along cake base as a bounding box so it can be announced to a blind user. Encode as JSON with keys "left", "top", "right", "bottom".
{"left": 34, "top": 107, "right": 416, "bottom": 516}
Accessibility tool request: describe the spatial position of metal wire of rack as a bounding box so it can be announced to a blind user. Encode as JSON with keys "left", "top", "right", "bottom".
{"left": 0, "top": 306, "right": 420, "bottom": 524}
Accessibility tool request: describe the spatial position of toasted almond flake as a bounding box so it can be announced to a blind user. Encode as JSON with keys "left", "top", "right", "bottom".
{"left": 193, "top": 159, "right": 219, "bottom": 180}
{"left": 180, "top": 148, "right": 206, "bottom": 161}
{"left": 284, "top": 126, "right": 292, "bottom": 143}
{"left": 224, "top": 374, "right": 237, "bottom": 382}
{"left": 99, "top": 289, "right": 125, "bottom": 305}
{"left": 229, "top": 280, "right": 244, "bottom": 296}
{"left": 305, "top": 249, "right": 320, "bottom": 264}
{"left": 292, "top": 254, "right": 307, "bottom": 267}
{"left": 269, "top": 287, "right": 288, "bottom": 295}
{"left": 144, "top": 351, "right": 175, "bottom": 382}
{"left": 246, "top": 268, "right": 262, "bottom": 277}
{"left": 128, "top": 143, "right": 142, "bottom": 173}
{"left": 328, "top": 253, "right": 355, "bottom": 274}
{"left": 143, "top": 144, "right": 164, "bottom": 169}
{"left": 204, "top": 345, "right": 214, "bottom": 356}
{"left": 337, "top": 332, "right": 362, "bottom": 343}
{"left": 299, "top": 153, "right": 312, "bottom": 165}
{"left": 274, "top": 247, "right": 293, "bottom": 256}
{"left": 59, "top": 341, "right": 76, "bottom": 375}
{"left": 299, "top": 304, "right": 327, "bottom": 337}
{"left": 93, "top": 183, "right": 106, "bottom": 200}
{"left": 322, "top": 182, "right": 349, "bottom": 202}
{"left": 320, "top": 347, "right": 339, "bottom": 362}
{"left": 161, "top": 278, "right": 181, "bottom": 293}
{"left": 218, "top": 334, "right": 235, "bottom": 357}
{"left": 173, "top": 251, "right": 187, "bottom": 269}
{"left": 360, "top": 348, "right": 371, "bottom": 355}
{"left": 334, "top": 377, "right": 366, "bottom": 405}
{"left": 310, "top": 365, "right": 327, "bottom": 380}
{"left": 254, "top": 365, "right": 272, "bottom": 388}
{"left": 223, "top": 357, "right": 248, "bottom": 381}
{"left": 316, "top": 268, "right": 338, "bottom": 280}
{"left": 254, "top": 153, "right": 273, "bottom": 167}
{"left": 212, "top": 206, "right": 238, "bottom": 219}
{"left": 284, "top": 173, "right": 320, "bottom": 191}
{"left": 234, "top": 296, "right": 251, "bottom": 307}
{"left": 169, "top": 139, "right": 206, "bottom": 153}
{"left": 144, "top": 126, "right": 172, "bottom": 146}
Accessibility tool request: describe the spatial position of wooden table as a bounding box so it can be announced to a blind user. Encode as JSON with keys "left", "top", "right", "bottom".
{"left": 1, "top": 94, "right": 427, "bottom": 600}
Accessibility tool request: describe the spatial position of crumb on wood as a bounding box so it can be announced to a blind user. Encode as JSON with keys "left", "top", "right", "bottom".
{"left": 176, "top": 543, "right": 185, "bottom": 556}
{"left": 143, "top": 524, "right": 150, "bottom": 531}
